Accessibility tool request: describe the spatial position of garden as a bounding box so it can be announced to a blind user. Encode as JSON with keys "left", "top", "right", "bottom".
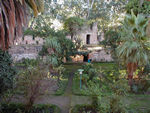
{"left": 0, "top": 0, "right": 150, "bottom": 113}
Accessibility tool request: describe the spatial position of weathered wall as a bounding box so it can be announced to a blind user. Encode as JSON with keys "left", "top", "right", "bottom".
{"left": 9, "top": 45, "right": 42, "bottom": 61}
{"left": 71, "top": 49, "right": 113, "bottom": 62}
{"left": 14, "top": 35, "right": 44, "bottom": 45}
{"left": 66, "top": 22, "right": 98, "bottom": 45}
{"left": 78, "top": 22, "right": 98, "bottom": 45}
{"left": 89, "top": 49, "right": 113, "bottom": 62}
{"left": 9, "top": 46, "right": 113, "bottom": 62}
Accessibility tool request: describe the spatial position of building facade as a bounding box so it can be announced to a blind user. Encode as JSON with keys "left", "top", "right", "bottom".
{"left": 67, "top": 22, "right": 98, "bottom": 45}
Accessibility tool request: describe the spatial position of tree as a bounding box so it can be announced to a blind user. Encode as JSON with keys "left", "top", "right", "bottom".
{"left": 125, "top": 0, "right": 150, "bottom": 16}
{"left": 0, "top": 0, "right": 44, "bottom": 50}
{"left": 39, "top": 30, "right": 78, "bottom": 65}
{"left": 24, "top": 15, "right": 55, "bottom": 38}
{"left": 64, "top": 17, "right": 85, "bottom": 40}
{"left": 117, "top": 11, "right": 150, "bottom": 87}
{"left": 0, "top": 49, "right": 17, "bottom": 95}
{"left": 100, "top": 29, "right": 120, "bottom": 60}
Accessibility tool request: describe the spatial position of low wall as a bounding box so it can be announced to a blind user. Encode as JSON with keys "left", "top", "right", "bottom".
{"left": 71, "top": 49, "right": 113, "bottom": 62}
{"left": 9, "top": 45, "right": 42, "bottom": 61}
{"left": 9, "top": 45, "right": 113, "bottom": 62}
{"left": 90, "top": 49, "right": 113, "bottom": 62}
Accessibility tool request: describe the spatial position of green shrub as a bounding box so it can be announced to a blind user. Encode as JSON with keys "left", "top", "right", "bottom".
{"left": 143, "top": 64, "right": 150, "bottom": 75}
{"left": 111, "top": 79, "right": 130, "bottom": 95}
{"left": 71, "top": 104, "right": 97, "bottom": 113}
{"left": 0, "top": 49, "right": 17, "bottom": 95}
{"left": 132, "top": 79, "right": 150, "bottom": 94}
{"left": 100, "top": 65, "right": 121, "bottom": 84}
{"left": 17, "top": 66, "right": 48, "bottom": 108}
{"left": 81, "top": 81, "right": 129, "bottom": 113}
{"left": 109, "top": 94, "right": 128, "bottom": 113}
{"left": 82, "top": 64, "right": 98, "bottom": 82}
{"left": 125, "top": 0, "right": 150, "bottom": 16}
{"left": 16, "top": 58, "right": 40, "bottom": 67}
{"left": 101, "top": 30, "right": 120, "bottom": 49}
{"left": 0, "top": 103, "right": 60, "bottom": 113}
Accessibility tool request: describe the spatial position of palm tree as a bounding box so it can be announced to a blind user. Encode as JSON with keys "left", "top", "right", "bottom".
{"left": 0, "top": 0, "right": 44, "bottom": 50}
{"left": 117, "top": 11, "right": 150, "bottom": 86}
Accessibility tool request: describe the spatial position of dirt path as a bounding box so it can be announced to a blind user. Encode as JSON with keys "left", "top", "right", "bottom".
{"left": 36, "top": 95, "right": 70, "bottom": 113}
{"left": 37, "top": 71, "right": 92, "bottom": 113}
{"left": 64, "top": 72, "right": 74, "bottom": 95}
{"left": 37, "top": 72, "right": 74, "bottom": 113}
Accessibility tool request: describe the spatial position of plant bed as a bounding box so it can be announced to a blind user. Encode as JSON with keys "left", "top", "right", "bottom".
{"left": 54, "top": 79, "right": 68, "bottom": 95}
{"left": 0, "top": 103, "right": 60, "bottom": 113}
{"left": 71, "top": 104, "right": 97, "bottom": 113}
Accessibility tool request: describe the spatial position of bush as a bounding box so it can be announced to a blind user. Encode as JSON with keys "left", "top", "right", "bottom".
{"left": 0, "top": 49, "right": 17, "bottom": 95}
{"left": 71, "top": 104, "right": 97, "bottom": 113}
{"left": 0, "top": 103, "right": 60, "bottom": 113}
{"left": 111, "top": 79, "right": 130, "bottom": 95}
{"left": 17, "top": 66, "right": 49, "bottom": 108}
{"left": 125, "top": 0, "right": 150, "bottom": 16}
{"left": 143, "top": 64, "right": 150, "bottom": 75}
{"left": 80, "top": 81, "right": 129, "bottom": 113}
{"left": 100, "top": 65, "right": 121, "bottom": 84}
{"left": 101, "top": 30, "right": 120, "bottom": 49}
{"left": 131, "top": 78, "right": 150, "bottom": 94}
{"left": 82, "top": 64, "right": 98, "bottom": 82}
{"left": 109, "top": 94, "right": 128, "bottom": 113}
{"left": 16, "top": 58, "right": 40, "bottom": 67}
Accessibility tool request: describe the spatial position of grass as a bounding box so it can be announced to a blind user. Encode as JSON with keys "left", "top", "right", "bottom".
{"left": 63, "top": 62, "right": 115, "bottom": 73}
{"left": 123, "top": 95, "right": 150, "bottom": 112}
{"left": 54, "top": 79, "right": 68, "bottom": 95}
{"left": 93, "top": 62, "right": 115, "bottom": 70}
{"left": 72, "top": 78, "right": 87, "bottom": 96}
{"left": 63, "top": 62, "right": 84, "bottom": 73}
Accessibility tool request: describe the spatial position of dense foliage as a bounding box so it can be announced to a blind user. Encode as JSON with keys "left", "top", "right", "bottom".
{"left": 0, "top": 49, "right": 16, "bottom": 95}
{"left": 126, "top": 0, "right": 150, "bottom": 16}
{"left": 17, "top": 66, "right": 48, "bottom": 108}
{"left": 100, "top": 30, "right": 120, "bottom": 60}
{"left": 24, "top": 15, "right": 55, "bottom": 38}
{"left": 101, "top": 30, "right": 120, "bottom": 49}
{"left": 0, "top": 103, "right": 60, "bottom": 113}
{"left": 64, "top": 17, "right": 85, "bottom": 40}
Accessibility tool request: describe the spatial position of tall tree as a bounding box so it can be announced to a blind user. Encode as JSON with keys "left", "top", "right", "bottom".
{"left": 117, "top": 11, "right": 150, "bottom": 87}
{"left": 64, "top": 17, "right": 85, "bottom": 40}
{"left": 0, "top": 0, "right": 44, "bottom": 50}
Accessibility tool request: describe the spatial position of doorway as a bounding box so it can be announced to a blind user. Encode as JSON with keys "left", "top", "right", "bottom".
{"left": 86, "top": 34, "right": 90, "bottom": 44}
{"left": 83, "top": 54, "right": 89, "bottom": 62}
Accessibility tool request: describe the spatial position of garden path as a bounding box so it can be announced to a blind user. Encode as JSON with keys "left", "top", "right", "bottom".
{"left": 36, "top": 71, "right": 92, "bottom": 113}
{"left": 11, "top": 71, "right": 91, "bottom": 113}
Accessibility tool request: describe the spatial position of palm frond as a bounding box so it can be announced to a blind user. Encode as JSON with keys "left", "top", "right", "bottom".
{"left": 0, "top": 0, "right": 44, "bottom": 50}
{"left": 117, "top": 11, "right": 149, "bottom": 65}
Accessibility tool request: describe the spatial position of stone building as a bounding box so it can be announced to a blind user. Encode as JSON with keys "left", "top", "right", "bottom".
{"left": 67, "top": 22, "right": 98, "bottom": 45}
{"left": 66, "top": 22, "right": 113, "bottom": 62}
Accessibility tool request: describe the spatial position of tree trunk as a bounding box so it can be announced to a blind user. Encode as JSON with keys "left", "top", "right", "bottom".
{"left": 127, "top": 62, "right": 137, "bottom": 88}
